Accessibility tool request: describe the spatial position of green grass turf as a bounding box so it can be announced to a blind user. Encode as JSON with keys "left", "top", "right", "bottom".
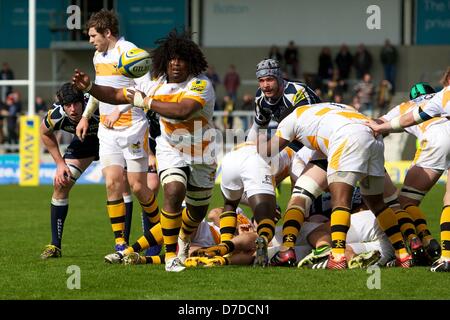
{"left": 1, "top": 183, "right": 449, "bottom": 300}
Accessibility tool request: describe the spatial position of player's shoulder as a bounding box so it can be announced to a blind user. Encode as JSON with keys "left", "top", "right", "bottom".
{"left": 116, "top": 37, "right": 137, "bottom": 52}
{"left": 48, "top": 104, "right": 65, "bottom": 118}
{"left": 284, "top": 80, "right": 308, "bottom": 93}
{"left": 45, "top": 104, "right": 66, "bottom": 129}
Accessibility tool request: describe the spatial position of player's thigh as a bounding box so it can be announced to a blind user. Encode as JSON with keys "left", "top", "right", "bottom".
{"left": 403, "top": 165, "right": 442, "bottom": 192}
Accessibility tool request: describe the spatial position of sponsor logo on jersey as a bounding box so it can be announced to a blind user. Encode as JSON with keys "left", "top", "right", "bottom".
{"left": 130, "top": 141, "right": 141, "bottom": 154}
{"left": 190, "top": 80, "right": 207, "bottom": 93}
{"left": 293, "top": 90, "right": 306, "bottom": 105}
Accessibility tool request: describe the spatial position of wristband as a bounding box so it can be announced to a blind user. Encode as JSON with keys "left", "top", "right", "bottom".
{"left": 84, "top": 81, "right": 92, "bottom": 93}
{"left": 145, "top": 97, "right": 153, "bottom": 110}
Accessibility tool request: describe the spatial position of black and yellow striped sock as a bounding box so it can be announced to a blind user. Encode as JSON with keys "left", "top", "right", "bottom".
{"left": 144, "top": 255, "right": 165, "bottom": 264}
{"left": 106, "top": 199, "right": 126, "bottom": 245}
{"left": 160, "top": 209, "right": 182, "bottom": 260}
{"left": 212, "top": 241, "right": 235, "bottom": 256}
{"left": 256, "top": 218, "right": 275, "bottom": 243}
{"left": 330, "top": 207, "right": 351, "bottom": 256}
{"left": 405, "top": 205, "right": 433, "bottom": 245}
{"left": 282, "top": 206, "right": 305, "bottom": 248}
{"left": 375, "top": 206, "right": 408, "bottom": 257}
{"left": 207, "top": 256, "right": 230, "bottom": 266}
{"left": 179, "top": 207, "right": 205, "bottom": 240}
{"left": 219, "top": 210, "right": 237, "bottom": 242}
{"left": 124, "top": 223, "right": 163, "bottom": 255}
{"left": 394, "top": 209, "right": 417, "bottom": 241}
{"left": 140, "top": 193, "right": 160, "bottom": 229}
{"left": 440, "top": 206, "right": 450, "bottom": 259}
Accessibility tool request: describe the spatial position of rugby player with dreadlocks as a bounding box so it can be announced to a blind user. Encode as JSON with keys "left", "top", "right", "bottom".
{"left": 73, "top": 29, "right": 216, "bottom": 272}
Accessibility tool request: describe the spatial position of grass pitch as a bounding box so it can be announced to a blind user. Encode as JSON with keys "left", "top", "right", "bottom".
{"left": 1, "top": 183, "right": 449, "bottom": 300}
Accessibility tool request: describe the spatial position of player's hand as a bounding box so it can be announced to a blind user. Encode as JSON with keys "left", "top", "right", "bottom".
{"left": 72, "top": 69, "right": 92, "bottom": 92}
{"left": 125, "top": 89, "right": 144, "bottom": 107}
{"left": 238, "top": 223, "right": 253, "bottom": 235}
{"left": 364, "top": 119, "right": 391, "bottom": 137}
{"left": 104, "top": 108, "right": 121, "bottom": 128}
{"left": 76, "top": 117, "right": 89, "bottom": 142}
{"left": 124, "top": 88, "right": 136, "bottom": 104}
{"left": 54, "top": 163, "right": 72, "bottom": 187}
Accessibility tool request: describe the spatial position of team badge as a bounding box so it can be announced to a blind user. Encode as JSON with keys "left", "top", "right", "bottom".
{"left": 130, "top": 141, "right": 142, "bottom": 154}
{"left": 190, "top": 80, "right": 207, "bottom": 93}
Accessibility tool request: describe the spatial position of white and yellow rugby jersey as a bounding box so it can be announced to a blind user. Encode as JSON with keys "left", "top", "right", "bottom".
{"left": 230, "top": 141, "right": 292, "bottom": 180}
{"left": 275, "top": 102, "right": 369, "bottom": 156}
{"left": 382, "top": 93, "right": 447, "bottom": 140}
{"left": 135, "top": 74, "right": 215, "bottom": 156}
{"left": 272, "top": 146, "right": 295, "bottom": 181}
{"left": 93, "top": 37, "right": 148, "bottom": 128}
{"left": 422, "top": 85, "right": 450, "bottom": 118}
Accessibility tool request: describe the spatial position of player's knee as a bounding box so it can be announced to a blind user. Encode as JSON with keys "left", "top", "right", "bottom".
{"left": 291, "top": 175, "right": 324, "bottom": 216}
{"left": 104, "top": 177, "right": 123, "bottom": 195}
{"left": 129, "top": 180, "right": 147, "bottom": 197}
{"left": 163, "top": 184, "right": 185, "bottom": 209}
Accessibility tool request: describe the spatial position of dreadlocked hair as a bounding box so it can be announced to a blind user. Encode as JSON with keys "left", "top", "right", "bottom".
{"left": 151, "top": 29, "right": 208, "bottom": 79}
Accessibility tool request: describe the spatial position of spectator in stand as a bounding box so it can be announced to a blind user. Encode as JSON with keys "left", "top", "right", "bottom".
{"left": 376, "top": 79, "right": 393, "bottom": 117}
{"left": 380, "top": 39, "right": 398, "bottom": 93}
{"left": 354, "top": 44, "right": 372, "bottom": 79}
{"left": 325, "top": 69, "right": 345, "bottom": 102}
{"left": 0, "top": 101, "right": 6, "bottom": 145}
{"left": 206, "top": 65, "right": 221, "bottom": 110}
{"left": 284, "top": 40, "right": 299, "bottom": 79}
{"left": 237, "top": 93, "right": 254, "bottom": 131}
{"left": 5, "top": 94, "right": 21, "bottom": 151}
{"left": 35, "top": 96, "right": 48, "bottom": 117}
{"left": 318, "top": 47, "right": 334, "bottom": 91}
{"left": 268, "top": 45, "right": 283, "bottom": 65}
{"left": 334, "top": 93, "right": 344, "bottom": 104}
{"left": 206, "top": 65, "right": 220, "bottom": 91}
{"left": 335, "top": 44, "right": 353, "bottom": 92}
{"left": 353, "top": 73, "right": 375, "bottom": 117}
{"left": 0, "top": 62, "right": 14, "bottom": 103}
{"left": 223, "top": 64, "right": 241, "bottom": 103}
{"left": 222, "top": 95, "right": 235, "bottom": 130}
{"left": 352, "top": 95, "right": 361, "bottom": 112}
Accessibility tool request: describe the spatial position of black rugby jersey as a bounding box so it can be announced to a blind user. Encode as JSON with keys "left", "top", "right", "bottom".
{"left": 254, "top": 79, "right": 321, "bottom": 126}
{"left": 43, "top": 102, "right": 99, "bottom": 136}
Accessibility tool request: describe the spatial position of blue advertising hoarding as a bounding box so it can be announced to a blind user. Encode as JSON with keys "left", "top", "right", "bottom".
{"left": 0, "top": 0, "right": 187, "bottom": 49}
{"left": 416, "top": 0, "right": 450, "bottom": 45}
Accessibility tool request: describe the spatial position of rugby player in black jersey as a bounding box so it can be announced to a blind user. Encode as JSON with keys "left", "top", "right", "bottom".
{"left": 40, "top": 83, "right": 100, "bottom": 259}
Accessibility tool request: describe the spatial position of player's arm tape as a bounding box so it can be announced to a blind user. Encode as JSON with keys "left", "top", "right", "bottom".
{"left": 389, "top": 116, "right": 404, "bottom": 132}
{"left": 82, "top": 96, "right": 99, "bottom": 119}
{"left": 83, "top": 81, "right": 92, "bottom": 93}
{"left": 126, "top": 88, "right": 153, "bottom": 110}
{"left": 412, "top": 107, "right": 432, "bottom": 124}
